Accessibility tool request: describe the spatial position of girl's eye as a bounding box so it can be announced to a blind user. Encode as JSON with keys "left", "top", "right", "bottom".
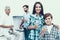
{"left": 36, "top": 6, "right": 38, "bottom": 8}
{"left": 48, "top": 18, "right": 50, "bottom": 20}
{"left": 36, "top": 6, "right": 41, "bottom": 8}
{"left": 45, "top": 19, "right": 47, "bottom": 20}
{"left": 39, "top": 6, "right": 41, "bottom": 8}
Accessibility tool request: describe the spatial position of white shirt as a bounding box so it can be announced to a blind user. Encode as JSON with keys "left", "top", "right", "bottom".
{"left": 43, "top": 25, "right": 53, "bottom": 34}
{"left": 22, "top": 12, "right": 30, "bottom": 21}
{"left": 46, "top": 25, "right": 53, "bottom": 33}
{"left": 0, "top": 13, "right": 13, "bottom": 36}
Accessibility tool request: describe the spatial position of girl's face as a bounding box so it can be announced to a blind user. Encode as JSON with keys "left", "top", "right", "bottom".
{"left": 35, "top": 4, "right": 41, "bottom": 14}
{"left": 45, "top": 16, "right": 52, "bottom": 25}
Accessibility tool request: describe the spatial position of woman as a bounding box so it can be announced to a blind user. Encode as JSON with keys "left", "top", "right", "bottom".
{"left": 26, "top": 2, "right": 44, "bottom": 40}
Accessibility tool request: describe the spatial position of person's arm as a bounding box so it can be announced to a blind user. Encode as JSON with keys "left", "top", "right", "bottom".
{"left": 56, "top": 28, "right": 60, "bottom": 40}
{"left": 27, "top": 25, "right": 38, "bottom": 29}
{"left": 0, "top": 25, "right": 13, "bottom": 28}
{"left": 19, "top": 19, "right": 24, "bottom": 29}
{"left": 0, "top": 25, "right": 13, "bottom": 30}
{"left": 41, "top": 28, "right": 47, "bottom": 37}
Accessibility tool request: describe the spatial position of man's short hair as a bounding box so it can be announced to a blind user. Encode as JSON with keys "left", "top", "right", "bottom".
{"left": 44, "top": 13, "right": 53, "bottom": 19}
{"left": 23, "top": 5, "right": 29, "bottom": 8}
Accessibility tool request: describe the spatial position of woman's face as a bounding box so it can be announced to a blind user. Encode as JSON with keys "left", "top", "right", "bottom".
{"left": 35, "top": 4, "right": 41, "bottom": 14}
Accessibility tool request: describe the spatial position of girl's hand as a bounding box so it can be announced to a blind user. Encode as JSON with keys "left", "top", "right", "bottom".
{"left": 41, "top": 28, "right": 47, "bottom": 36}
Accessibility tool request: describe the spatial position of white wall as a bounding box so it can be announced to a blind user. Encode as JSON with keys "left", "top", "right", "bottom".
{"left": 0, "top": 0, "right": 60, "bottom": 25}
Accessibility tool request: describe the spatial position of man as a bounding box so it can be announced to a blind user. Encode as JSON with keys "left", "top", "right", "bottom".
{"left": 20, "top": 5, "right": 30, "bottom": 29}
{"left": 0, "top": 6, "right": 14, "bottom": 40}
{"left": 19, "top": 5, "right": 30, "bottom": 40}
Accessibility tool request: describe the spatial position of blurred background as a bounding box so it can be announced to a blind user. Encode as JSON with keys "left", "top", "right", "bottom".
{"left": 0, "top": 0, "right": 60, "bottom": 25}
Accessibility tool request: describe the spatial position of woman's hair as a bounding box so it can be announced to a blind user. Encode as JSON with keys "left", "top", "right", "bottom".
{"left": 44, "top": 13, "right": 53, "bottom": 19}
{"left": 32, "top": 2, "right": 44, "bottom": 16}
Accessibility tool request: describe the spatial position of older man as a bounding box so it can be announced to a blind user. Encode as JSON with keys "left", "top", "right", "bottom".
{"left": 0, "top": 6, "right": 14, "bottom": 40}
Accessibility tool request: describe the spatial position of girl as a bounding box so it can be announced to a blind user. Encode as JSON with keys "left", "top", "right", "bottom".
{"left": 41, "top": 13, "right": 60, "bottom": 40}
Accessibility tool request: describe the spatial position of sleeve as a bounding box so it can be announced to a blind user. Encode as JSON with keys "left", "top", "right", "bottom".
{"left": 36, "top": 18, "right": 45, "bottom": 31}
{"left": 41, "top": 16, "right": 45, "bottom": 25}
{"left": 39, "top": 26, "right": 45, "bottom": 40}
{"left": 22, "top": 14, "right": 25, "bottom": 20}
{"left": 23, "top": 15, "right": 31, "bottom": 29}
{"left": 56, "top": 30, "right": 60, "bottom": 40}
{"left": 11, "top": 17, "right": 14, "bottom": 25}
{"left": 0, "top": 17, "right": 4, "bottom": 25}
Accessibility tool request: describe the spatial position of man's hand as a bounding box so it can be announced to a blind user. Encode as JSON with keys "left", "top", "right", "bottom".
{"left": 9, "top": 25, "right": 14, "bottom": 32}
{"left": 19, "top": 25, "right": 23, "bottom": 29}
{"left": 19, "top": 26, "right": 23, "bottom": 29}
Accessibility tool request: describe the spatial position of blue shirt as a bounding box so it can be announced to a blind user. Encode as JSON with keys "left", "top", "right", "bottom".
{"left": 25, "top": 14, "right": 44, "bottom": 40}
{"left": 22, "top": 13, "right": 30, "bottom": 28}
{"left": 40, "top": 24, "right": 60, "bottom": 40}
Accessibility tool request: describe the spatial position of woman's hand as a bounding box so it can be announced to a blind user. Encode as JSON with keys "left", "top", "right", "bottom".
{"left": 28, "top": 25, "right": 38, "bottom": 29}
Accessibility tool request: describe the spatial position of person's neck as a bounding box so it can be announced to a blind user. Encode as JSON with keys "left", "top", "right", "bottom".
{"left": 6, "top": 13, "right": 10, "bottom": 16}
{"left": 25, "top": 11, "right": 29, "bottom": 14}
{"left": 36, "top": 13, "right": 40, "bottom": 17}
{"left": 26, "top": 11, "right": 28, "bottom": 14}
{"left": 46, "top": 23, "right": 52, "bottom": 26}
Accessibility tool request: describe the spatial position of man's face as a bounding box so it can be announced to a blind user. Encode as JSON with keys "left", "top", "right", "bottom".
{"left": 23, "top": 7, "right": 28, "bottom": 12}
{"left": 5, "top": 9, "right": 10, "bottom": 15}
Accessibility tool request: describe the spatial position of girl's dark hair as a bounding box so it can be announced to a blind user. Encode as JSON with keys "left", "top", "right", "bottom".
{"left": 44, "top": 13, "right": 53, "bottom": 19}
{"left": 32, "top": 2, "right": 44, "bottom": 16}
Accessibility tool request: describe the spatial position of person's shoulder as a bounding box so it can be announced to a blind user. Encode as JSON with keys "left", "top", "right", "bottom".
{"left": 53, "top": 24, "right": 59, "bottom": 30}
{"left": 30, "top": 14, "right": 36, "bottom": 17}
{"left": 42, "top": 25, "right": 47, "bottom": 28}
{"left": 42, "top": 25, "right": 47, "bottom": 31}
{"left": 22, "top": 14, "right": 25, "bottom": 18}
{"left": 27, "top": 13, "right": 31, "bottom": 16}
{"left": 40, "top": 14, "right": 44, "bottom": 18}
{"left": 30, "top": 14, "right": 37, "bottom": 20}
{"left": 30, "top": 13, "right": 33, "bottom": 16}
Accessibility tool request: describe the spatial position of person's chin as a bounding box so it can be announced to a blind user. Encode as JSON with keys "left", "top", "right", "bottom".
{"left": 46, "top": 23, "right": 51, "bottom": 26}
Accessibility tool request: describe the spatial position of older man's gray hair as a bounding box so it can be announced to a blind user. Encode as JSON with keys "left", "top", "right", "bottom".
{"left": 5, "top": 6, "right": 10, "bottom": 10}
